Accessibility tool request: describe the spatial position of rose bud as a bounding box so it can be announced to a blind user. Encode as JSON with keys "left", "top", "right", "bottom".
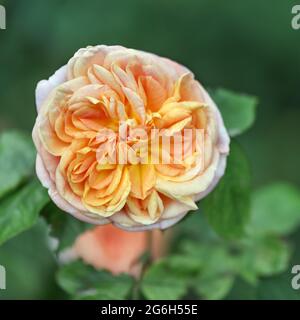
{"left": 59, "top": 224, "right": 171, "bottom": 277}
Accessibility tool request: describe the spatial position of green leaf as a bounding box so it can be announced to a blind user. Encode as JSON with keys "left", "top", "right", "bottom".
{"left": 235, "top": 250, "right": 260, "bottom": 286}
{"left": 0, "top": 179, "right": 49, "bottom": 245}
{"left": 195, "top": 273, "right": 234, "bottom": 300}
{"left": 237, "top": 237, "right": 291, "bottom": 284}
{"left": 0, "top": 219, "right": 64, "bottom": 299}
{"left": 180, "top": 242, "right": 235, "bottom": 272}
{"left": 248, "top": 183, "right": 300, "bottom": 236}
{"left": 75, "top": 272, "right": 133, "bottom": 300}
{"left": 175, "top": 211, "right": 220, "bottom": 244}
{"left": 202, "top": 140, "right": 251, "bottom": 239}
{"left": 164, "top": 254, "right": 203, "bottom": 275}
{"left": 180, "top": 241, "right": 236, "bottom": 299}
{"left": 252, "top": 237, "right": 290, "bottom": 276}
{"left": 56, "top": 261, "right": 133, "bottom": 300}
{"left": 211, "top": 88, "right": 258, "bottom": 137}
{"left": 141, "top": 259, "right": 189, "bottom": 300}
{"left": 42, "top": 203, "right": 92, "bottom": 252}
{"left": 0, "top": 131, "right": 35, "bottom": 198}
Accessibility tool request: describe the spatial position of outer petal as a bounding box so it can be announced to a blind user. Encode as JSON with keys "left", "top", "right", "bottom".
{"left": 35, "top": 65, "right": 67, "bottom": 112}
{"left": 201, "top": 86, "right": 230, "bottom": 154}
{"left": 34, "top": 64, "right": 110, "bottom": 225}
{"left": 48, "top": 187, "right": 110, "bottom": 225}
{"left": 194, "top": 154, "right": 228, "bottom": 202}
{"left": 114, "top": 212, "right": 188, "bottom": 232}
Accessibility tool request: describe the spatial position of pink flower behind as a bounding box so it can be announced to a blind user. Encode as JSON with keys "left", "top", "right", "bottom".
{"left": 72, "top": 224, "right": 168, "bottom": 276}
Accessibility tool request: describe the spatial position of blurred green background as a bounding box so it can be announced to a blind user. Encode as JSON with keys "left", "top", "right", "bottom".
{"left": 0, "top": 0, "right": 299, "bottom": 299}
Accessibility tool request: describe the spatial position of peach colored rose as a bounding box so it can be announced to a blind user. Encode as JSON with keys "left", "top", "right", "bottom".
{"left": 60, "top": 224, "right": 170, "bottom": 277}
{"left": 32, "top": 45, "right": 229, "bottom": 231}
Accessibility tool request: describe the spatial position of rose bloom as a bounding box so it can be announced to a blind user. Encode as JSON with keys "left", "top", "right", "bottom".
{"left": 60, "top": 224, "right": 170, "bottom": 276}
{"left": 33, "top": 45, "right": 229, "bottom": 231}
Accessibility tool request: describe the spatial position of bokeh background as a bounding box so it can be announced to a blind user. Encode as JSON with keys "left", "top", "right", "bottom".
{"left": 0, "top": 0, "right": 299, "bottom": 299}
